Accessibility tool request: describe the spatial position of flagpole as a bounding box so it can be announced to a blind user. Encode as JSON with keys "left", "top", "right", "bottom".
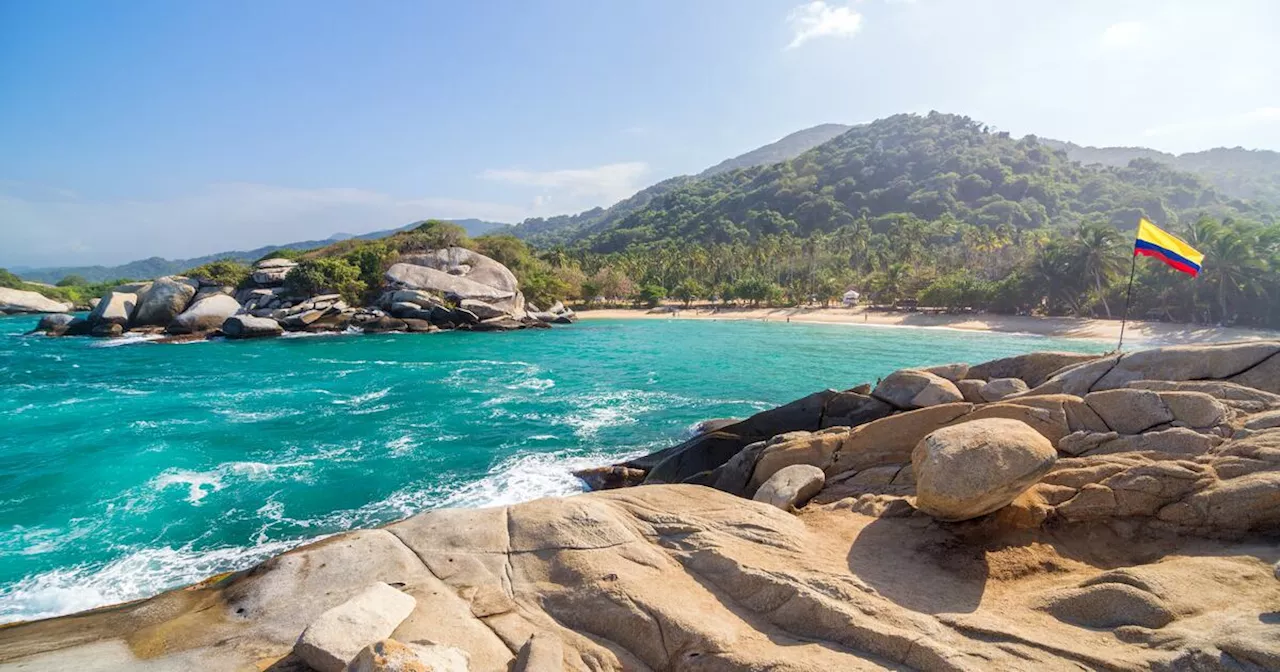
{"left": 1116, "top": 251, "right": 1138, "bottom": 353}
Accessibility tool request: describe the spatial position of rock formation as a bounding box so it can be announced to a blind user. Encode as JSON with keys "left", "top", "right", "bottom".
{"left": 1, "top": 342, "right": 1278, "bottom": 671}
{"left": 0, "top": 286, "right": 72, "bottom": 314}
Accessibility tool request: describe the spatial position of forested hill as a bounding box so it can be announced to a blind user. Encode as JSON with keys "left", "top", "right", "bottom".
{"left": 1042, "top": 139, "right": 1280, "bottom": 206}
{"left": 576, "top": 113, "right": 1273, "bottom": 252}
{"left": 503, "top": 123, "right": 853, "bottom": 247}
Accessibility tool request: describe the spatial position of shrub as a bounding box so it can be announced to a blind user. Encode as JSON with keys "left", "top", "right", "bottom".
{"left": 637, "top": 284, "right": 667, "bottom": 308}
{"left": 55, "top": 274, "right": 89, "bottom": 287}
{"left": 181, "top": 260, "right": 252, "bottom": 288}
{"left": 283, "top": 258, "right": 365, "bottom": 304}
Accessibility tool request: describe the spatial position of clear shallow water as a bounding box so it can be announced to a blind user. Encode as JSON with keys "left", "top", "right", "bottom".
{"left": 0, "top": 315, "right": 1104, "bottom": 623}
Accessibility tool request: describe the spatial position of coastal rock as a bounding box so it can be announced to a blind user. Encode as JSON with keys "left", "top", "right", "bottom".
{"left": 514, "top": 632, "right": 562, "bottom": 672}
{"left": 380, "top": 289, "right": 444, "bottom": 310}
{"left": 956, "top": 379, "right": 986, "bottom": 403}
{"left": 131, "top": 276, "right": 197, "bottom": 327}
{"left": 750, "top": 430, "right": 846, "bottom": 492}
{"left": 966, "top": 351, "right": 1102, "bottom": 387}
{"left": 912, "top": 418, "right": 1057, "bottom": 521}
{"left": 460, "top": 299, "right": 510, "bottom": 320}
{"left": 251, "top": 258, "right": 297, "bottom": 286}
{"left": 979, "top": 377, "right": 1029, "bottom": 402}
{"left": 362, "top": 316, "right": 408, "bottom": 333}
{"left": 827, "top": 402, "right": 975, "bottom": 476}
{"left": 819, "top": 392, "right": 894, "bottom": 429}
{"left": 32, "top": 313, "right": 75, "bottom": 333}
{"left": 1158, "top": 391, "right": 1228, "bottom": 428}
{"left": 753, "top": 464, "right": 825, "bottom": 511}
{"left": 385, "top": 264, "right": 514, "bottom": 304}
{"left": 166, "top": 294, "right": 242, "bottom": 334}
{"left": 924, "top": 362, "right": 969, "bottom": 383}
{"left": 402, "top": 247, "right": 519, "bottom": 294}
{"left": 1032, "top": 342, "right": 1280, "bottom": 396}
{"left": 1085, "top": 389, "right": 1173, "bottom": 434}
{"left": 90, "top": 322, "right": 124, "bottom": 338}
{"left": 872, "top": 369, "right": 964, "bottom": 410}
{"left": 293, "top": 582, "right": 417, "bottom": 672}
{"left": 222, "top": 315, "right": 284, "bottom": 339}
{"left": 88, "top": 291, "right": 137, "bottom": 327}
{"left": 0, "top": 286, "right": 72, "bottom": 314}
{"left": 348, "top": 639, "right": 470, "bottom": 672}
{"left": 574, "top": 466, "right": 646, "bottom": 491}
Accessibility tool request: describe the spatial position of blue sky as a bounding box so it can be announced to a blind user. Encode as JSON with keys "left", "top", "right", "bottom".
{"left": 2, "top": 0, "right": 1277, "bottom": 267}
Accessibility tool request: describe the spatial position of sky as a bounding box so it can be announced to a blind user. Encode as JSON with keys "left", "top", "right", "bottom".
{"left": 1, "top": 0, "right": 1277, "bottom": 268}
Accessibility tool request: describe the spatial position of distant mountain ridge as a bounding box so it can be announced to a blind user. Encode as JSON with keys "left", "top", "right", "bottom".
{"left": 697, "top": 123, "right": 853, "bottom": 177}
{"left": 1041, "top": 139, "right": 1280, "bottom": 206}
{"left": 14, "top": 218, "right": 504, "bottom": 284}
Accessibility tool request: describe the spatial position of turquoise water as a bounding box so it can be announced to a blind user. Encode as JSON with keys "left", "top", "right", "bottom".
{"left": 0, "top": 315, "right": 1104, "bottom": 623}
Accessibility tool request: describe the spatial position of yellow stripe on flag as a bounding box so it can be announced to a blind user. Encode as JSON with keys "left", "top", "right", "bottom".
{"left": 1136, "top": 218, "right": 1205, "bottom": 267}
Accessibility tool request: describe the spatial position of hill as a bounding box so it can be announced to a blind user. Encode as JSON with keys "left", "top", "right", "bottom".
{"left": 15, "top": 218, "right": 505, "bottom": 283}
{"left": 503, "top": 123, "right": 852, "bottom": 246}
{"left": 577, "top": 113, "right": 1270, "bottom": 252}
{"left": 1042, "top": 139, "right": 1280, "bottom": 206}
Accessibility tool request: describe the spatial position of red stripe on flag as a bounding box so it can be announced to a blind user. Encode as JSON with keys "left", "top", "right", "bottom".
{"left": 1136, "top": 247, "right": 1199, "bottom": 276}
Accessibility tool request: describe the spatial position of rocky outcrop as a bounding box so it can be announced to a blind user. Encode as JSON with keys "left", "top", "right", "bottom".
{"left": 753, "top": 464, "right": 825, "bottom": 510}
{"left": 912, "top": 418, "right": 1057, "bottom": 521}
{"left": 349, "top": 639, "right": 470, "bottom": 672}
{"left": 386, "top": 246, "right": 526, "bottom": 320}
{"left": 0, "top": 286, "right": 72, "bottom": 314}
{"left": 1032, "top": 341, "right": 1280, "bottom": 395}
{"left": 87, "top": 291, "right": 137, "bottom": 326}
{"left": 251, "top": 258, "right": 297, "bottom": 286}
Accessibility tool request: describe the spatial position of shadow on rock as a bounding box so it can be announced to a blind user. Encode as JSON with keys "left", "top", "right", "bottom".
{"left": 846, "top": 517, "right": 988, "bottom": 615}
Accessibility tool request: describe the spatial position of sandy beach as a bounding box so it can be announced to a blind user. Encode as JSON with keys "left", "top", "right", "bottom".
{"left": 576, "top": 305, "right": 1280, "bottom": 346}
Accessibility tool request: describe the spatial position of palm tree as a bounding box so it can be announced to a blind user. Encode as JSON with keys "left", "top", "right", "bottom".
{"left": 1072, "top": 221, "right": 1128, "bottom": 318}
{"left": 1198, "top": 225, "right": 1267, "bottom": 324}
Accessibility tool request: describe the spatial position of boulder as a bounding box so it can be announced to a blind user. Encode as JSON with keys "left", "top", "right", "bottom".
{"left": 956, "top": 379, "right": 986, "bottom": 403}
{"left": 222, "top": 315, "right": 283, "bottom": 339}
{"left": 0, "top": 286, "right": 72, "bottom": 314}
{"left": 1085, "top": 389, "right": 1173, "bottom": 434}
{"left": 402, "top": 247, "right": 519, "bottom": 293}
{"left": 460, "top": 298, "right": 510, "bottom": 320}
{"left": 385, "top": 264, "right": 515, "bottom": 304}
{"left": 88, "top": 291, "right": 137, "bottom": 327}
{"left": 131, "top": 276, "right": 197, "bottom": 327}
{"left": 362, "top": 316, "right": 408, "bottom": 333}
{"left": 912, "top": 418, "right": 1057, "bottom": 521}
{"left": 1158, "top": 391, "right": 1227, "bottom": 428}
{"left": 753, "top": 464, "right": 825, "bottom": 511}
{"left": 251, "top": 258, "right": 297, "bottom": 286}
{"left": 872, "top": 369, "right": 964, "bottom": 410}
{"left": 293, "top": 582, "right": 417, "bottom": 672}
{"left": 979, "top": 377, "right": 1029, "bottom": 402}
{"left": 166, "top": 294, "right": 242, "bottom": 334}
{"left": 1036, "top": 583, "right": 1174, "bottom": 629}
{"left": 967, "top": 352, "right": 1102, "bottom": 387}
{"left": 925, "top": 362, "right": 970, "bottom": 383}
{"left": 348, "top": 639, "right": 470, "bottom": 672}
{"left": 750, "top": 430, "right": 847, "bottom": 491}
{"left": 401, "top": 318, "right": 437, "bottom": 333}
{"left": 827, "top": 403, "right": 975, "bottom": 476}
{"left": 1093, "top": 342, "right": 1280, "bottom": 391}
{"left": 32, "top": 313, "right": 75, "bottom": 333}
{"left": 574, "top": 466, "right": 646, "bottom": 491}
{"left": 820, "top": 392, "right": 894, "bottom": 429}
{"left": 87, "top": 297, "right": 100, "bottom": 309}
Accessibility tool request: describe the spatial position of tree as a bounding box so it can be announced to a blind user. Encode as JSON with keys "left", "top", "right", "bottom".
{"left": 181, "top": 260, "right": 252, "bottom": 288}
{"left": 672, "top": 278, "right": 707, "bottom": 307}
{"left": 1072, "top": 221, "right": 1128, "bottom": 318}
{"left": 284, "top": 258, "right": 366, "bottom": 305}
{"left": 637, "top": 284, "right": 667, "bottom": 308}
{"left": 55, "top": 274, "right": 88, "bottom": 287}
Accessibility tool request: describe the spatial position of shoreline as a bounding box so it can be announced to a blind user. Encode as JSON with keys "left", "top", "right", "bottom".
{"left": 575, "top": 305, "right": 1280, "bottom": 346}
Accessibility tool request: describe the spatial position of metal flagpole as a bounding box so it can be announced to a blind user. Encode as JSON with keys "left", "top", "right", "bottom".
{"left": 1116, "top": 251, "right": 1138, "bottom": 353}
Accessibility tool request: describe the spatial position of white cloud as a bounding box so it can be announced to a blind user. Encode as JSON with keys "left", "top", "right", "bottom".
{"left": 1100, "top": 21, "right": 1146, "bottom": 49}
{"left": 480, "top": 161, "right": 649, "bottom": 206}
{"left": 1143, "top": 106, "right": 1280, "bottom": 138}
{"left": 785, "top": 1, "right": 863, "bottom": 50}
{"left": 0, "top": 183, "right": 528, "bottom": 268}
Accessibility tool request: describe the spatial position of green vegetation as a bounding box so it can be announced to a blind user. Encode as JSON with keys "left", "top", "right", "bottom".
{"left": 181, "top": 260, "right": 252, "bottom": 288}
{"left": 283, "top": 258, "right": 366, "bottom": 305}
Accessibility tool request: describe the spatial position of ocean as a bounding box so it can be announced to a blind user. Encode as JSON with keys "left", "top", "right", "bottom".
{"left": 0, "top": 314, "right": 1104, "bottom": 623}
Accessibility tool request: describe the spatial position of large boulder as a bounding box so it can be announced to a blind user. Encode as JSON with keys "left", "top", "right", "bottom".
{"left": 980, "top": 377, "right": 1029, "bottom": 402}
{"left": 386, "top": 247, "right": 526, "bottom": 318}
{"left": 166, "top": 294, "right": 242, "bottom": 334}
{"left": 1084, "top": 389, "right": 1173, "bottom": 435}
{"left": 827, "top": 402, "right": 975, "bottom": 476}
{"left": 293, "top": 582, "right": 417, "bottom": 672}
{"left": 402, "top": 247, "right": 519, "bottom": 293}
{"left": 131, "top": 276, "right": 197, "bottom": 327}
{"left": 967, "top": 351, "right": 1102, "bottom": 388}
{"left": 87, "top": 291, "right": 138, "bottom": 327}
{"left": 31, "top": 313, "right": 75, "bottom": 334}
{"left": 0, "top": 287, "right": 72, "bottom": 314}
{"left": 753, "top": 464, "right": 825, "bottom": 511}
{"left": 251, "top": 258, "right": 297, "bottom": 286}
{"left": 222, "top": 315, "right": 283, "bottom": 339}
{"left": 872, "top": 369, "right": 964, "bottom": 410}
{"left": 912, "top": 418, "right": 1058, "bottom": 521}
{"left": 1032, "top": 342, "right": 1280, "bottom": 396}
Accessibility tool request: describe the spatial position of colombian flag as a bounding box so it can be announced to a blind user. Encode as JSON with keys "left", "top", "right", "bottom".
{"left": 1134, "top": 218, "right": 1204, "bottom": 277}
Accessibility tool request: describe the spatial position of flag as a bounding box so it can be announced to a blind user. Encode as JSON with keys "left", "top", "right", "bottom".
{"left": 1134, "top": 218, "right": 1205, "bottom": 277}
